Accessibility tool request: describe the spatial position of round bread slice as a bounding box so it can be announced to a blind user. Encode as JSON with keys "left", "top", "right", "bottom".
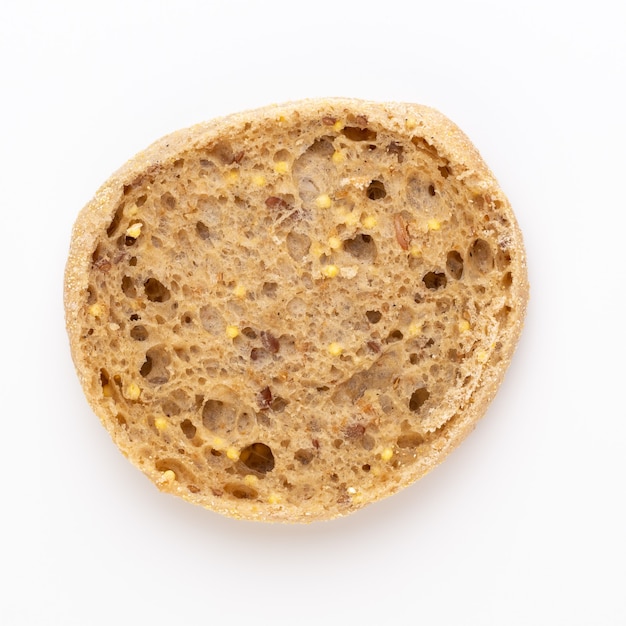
{"left": 65, "top": 99, "right": 528, "bottom": 522}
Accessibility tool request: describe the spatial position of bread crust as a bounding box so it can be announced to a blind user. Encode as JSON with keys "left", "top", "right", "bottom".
{"left": 65, "top": 99, "right": 528, "bottom": 522}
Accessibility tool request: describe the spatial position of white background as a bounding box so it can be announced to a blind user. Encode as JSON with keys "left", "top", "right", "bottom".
{"left": 2, "top": 1, "right": 625, "bottom": 624}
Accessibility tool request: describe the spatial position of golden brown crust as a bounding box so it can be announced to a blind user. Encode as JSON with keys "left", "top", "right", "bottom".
{"left": 65, "top": 98, "right": 528, "bottom": 522}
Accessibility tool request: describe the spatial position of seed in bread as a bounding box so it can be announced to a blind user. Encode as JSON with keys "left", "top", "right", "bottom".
{"left": 64, "top": 99, "right": 528, "bottom": 522}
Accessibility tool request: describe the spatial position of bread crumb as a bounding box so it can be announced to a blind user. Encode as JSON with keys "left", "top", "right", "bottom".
{"left": 328, "top": 236, "right": 342, "bottom": 250}
{"left": 476, "top": 349, "right": 488, "bottom": 363}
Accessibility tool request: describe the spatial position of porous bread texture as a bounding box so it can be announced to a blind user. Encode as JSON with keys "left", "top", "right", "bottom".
{"left": 65, "top": 99, "right": 528, "bottom": 523}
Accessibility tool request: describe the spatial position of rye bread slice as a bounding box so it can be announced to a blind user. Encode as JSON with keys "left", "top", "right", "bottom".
{"left": 65, "top": 98, "right": 528, "bottom": 522}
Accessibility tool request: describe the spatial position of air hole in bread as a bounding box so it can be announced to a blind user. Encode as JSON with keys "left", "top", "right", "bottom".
{"left": 362, "top": 464, "right": 371, "bottom": 472}
{"left": 386, "top": 329, "right": 404, "bottom": 343}
{"left": 107, "top": 205, "right": 125, "bottom": 237}
{"left": 294, "top": 449, "right": 315, "bottom": 465}
{"left": 180, "top": 419, "right": 197, "bottom": 439}
{"left": 366, "top": 180, "right": 387, "bottom": 200}
{"left": 130, "top": 325, "right": 148, "bottom": 341}
{"left": 140, "top": 345, "right": 170, "bottom": 384}
{"left": 397, "top": 431, "right": 424, "bottom": 448}
{"left": 129, "top": 256, "right": 137, "bottom": 267}
{"left": 387, "top": 142, "right": 404, "bottom": 161}
{"left": 423, "top": 271, "right": 447, "bottom": 290}
{"left": 161, "top": 398, "right": 180, "bottom": 417}
{"left": 224, "top": 483, "right": 258, "bottom": 500}
{"left": 237, "top": 412, "right": 254, "bottom": 434}
{"left": 199, "top": 305, "right": 224, "bottom": 334}
{"left": 502, "top": 272, "right": 513, "bottom": 288}
{"left": 161, "top": 192, "right": 176, "bottom": 210}
{"left": 144, "top": 278, "right": 170, "bottom": 302}
{"left": 361, "top": 434, "right": 376, "bottom": 450}
{"left": 468, "top": 239, "right": 493, "bottom": 273}
{"left": 262, "top": 282, "right": 278, "bottom": 298}
{"left": 446, "top": 251, "right": 464, "bottom": 280}
{"left": 270, "top": 396, "right": 288, "bottom": 412}
{"left": 202, "top": 399, "right": 236, "bottom": 433}
{"left": 438, "top": 165, "right": 451, "bottom": 178}
{"left": 196, "top": 221, "right": 211, "bottom": 240}
{"left": 344, "top": 234, "right": 377, "bottom": 262}
{"left": 342, "top": 126, "right": 377, "bottom": 142}
{"left": 428, "top": 184, "right": 436, "bottom": 196}
{"left": 121, "top": 276, "right": 137, "bottom": 298}
{"left": 286, "top": 230, "right": 311, "bottom": 261}
{"left": 115, "top": 413, "right": 127, "bottom": 427}
{"left": 409, "top": 387, "right": 430, "bottom": 412}
{"left": 366, "top": 310, "right": 382, "bottom": 324}
{"left": 239, "top": 443, "right": 275, "bottom": 474}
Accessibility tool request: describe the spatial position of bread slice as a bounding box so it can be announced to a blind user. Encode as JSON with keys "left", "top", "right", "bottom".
{"left": 65, "top": 98, "right": 528, "bottom": 522}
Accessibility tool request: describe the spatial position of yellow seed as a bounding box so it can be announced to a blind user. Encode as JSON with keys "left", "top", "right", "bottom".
{"left": 381, "top": 448, "right": 394, "bottom": 462}
{"left": 125, "top": 382, "right": 141, "bottom": 401}
{"left": 88, "top": 303, "right": 104, "bottom": 318}
{"left": 226, "top": 447, "right": 239, "bottom": 461}
{"left": 332, "top": 120, "right": 345, "bottom": 132}
{"left": 276, "top": 114, "right": 286, "bottom": 123}
{"left": 405, "top": 117, "right": 417, "bottom": 130}
{"left": 243, "top": 474, "right": 258, "bottom": 486}
{"left": 315, "top": 194, "right": 332, "bottom": 209}
{"left": 331, "top": 150, "right": 345, "bottom": 163}
{"left": 322, "top": 265, "right": 339, "bottom": 278}
{"left": 268, "top": 492, "right": 282, "bottom": 505}
{"left": 252, "top": 174, "right": 266, "bottom": 187}
{"left": 102, "top": 383, "right": 113, "bottom": 398}
{"left": 310, "top": 241, "right": 324, "bottom": 258}
{"left": 409, "top": 245, "right": 422, "bottom": 257}
{"left": 458, "top": 319, "right": 471, "bottom": 333}
{"left": 328, "top": 342, "right": 343, "bottom": 356}
{"left": 343, "top": 211, "right": 360, "bottom": 227}
{"left": 226, "top": 169, "right": 239, "bottom": 183}
{"left": 428, "top": 218, "right": 441, "bottom": 231}
{"left": 154, "top": 417, "right": 168, "bottom": 431}
{"left": 212, "top": 437, "right": 225, "bottom": 450}
{"left": 225, "top": 324, "right": 240, "bottom": 339}
{"left": 328, "top": 236, "right": 342, "bottom": 250}
{"left": 125, "top": 222, "right": 143, "bottom": 239}
{"left": 407, "top": 323, "right": 422, "bottom": 338}
{"left": 126, "top": 204, "right": 138, "bottom": 217}
{"left": 362, "top": 215, "right": 378, "bottom": 229}
{"left": 233, "top": 284, "right": 247, "bottom": 298}
{"left": 273, "top": 161, "right": 289, "bottom": 175}
{"left": 161, "top": 469, "right": 176, "bottom": 483}
{"left": 476, "top": 350, "right": 488, "bottom": 363}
